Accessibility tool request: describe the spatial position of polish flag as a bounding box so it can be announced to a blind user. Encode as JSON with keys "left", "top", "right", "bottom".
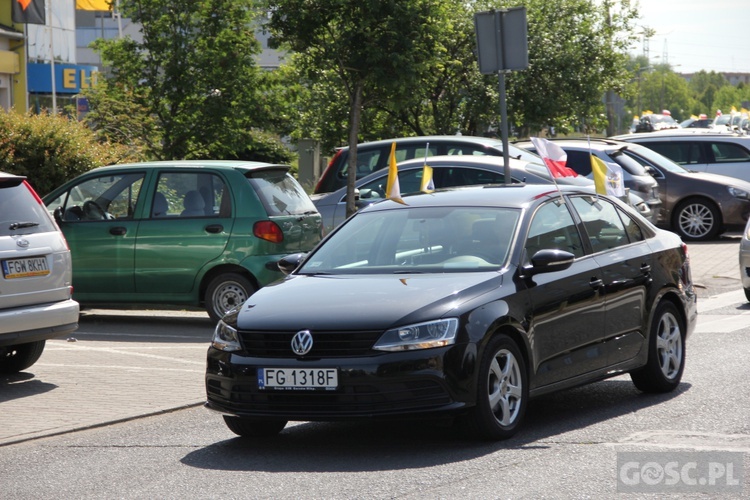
{"left": 530, "top": 137, "right": 578, "bottom": 178}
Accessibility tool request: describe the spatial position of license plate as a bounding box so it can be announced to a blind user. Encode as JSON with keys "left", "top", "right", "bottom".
{"left": 258, "top": 368, "right": 338, "bottom": 390}
{"left": 2, "top": 256, "right": 50, "bottom": 279}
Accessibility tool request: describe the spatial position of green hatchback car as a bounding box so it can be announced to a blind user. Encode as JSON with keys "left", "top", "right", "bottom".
{"left": 43, "top": 161, "right": 322, "bottom": 321}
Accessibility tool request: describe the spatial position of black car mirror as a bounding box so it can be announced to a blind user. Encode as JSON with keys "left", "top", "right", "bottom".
{"left": 277, "top": 253, "right": 306, "bottom": 275}
{"left": 525, "top": 249, "right": 575, "bottom": 276}
{"left": 53, "top": 206, "right": 64, "bottom": 225}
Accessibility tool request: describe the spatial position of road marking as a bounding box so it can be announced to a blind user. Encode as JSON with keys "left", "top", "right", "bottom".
{"left": 698, "top": 288, "right": 745, "bottom": 313}
{"left": 695, "top": 313, "right": 750, "bottom": 333}
{"left": 614, "top": 430, "right": 750, "bottom": 452}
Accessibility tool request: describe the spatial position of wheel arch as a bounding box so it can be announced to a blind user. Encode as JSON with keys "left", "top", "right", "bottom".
{"left": 199, "top": 264, "right": 259, "bottom": 307}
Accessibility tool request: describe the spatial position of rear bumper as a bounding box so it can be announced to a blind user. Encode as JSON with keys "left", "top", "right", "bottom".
{"left": 0, "top": 299, "right": 79, "bottom": 346}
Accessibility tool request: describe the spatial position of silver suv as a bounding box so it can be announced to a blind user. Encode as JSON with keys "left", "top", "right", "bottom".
{"left": 612, "top": 132, "right": 750, "bottom": 183}
{"left": 1, "top": 173, "right": 79, "bottom": 373}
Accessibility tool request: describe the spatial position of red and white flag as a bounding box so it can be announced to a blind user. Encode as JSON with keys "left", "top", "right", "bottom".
{"left": 530, "top": 137, "right": 578, "bottom": 178}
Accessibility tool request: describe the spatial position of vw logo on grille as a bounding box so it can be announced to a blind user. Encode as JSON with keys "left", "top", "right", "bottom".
{"left": 291, "top": 330, "right": 313, "bottom": 356}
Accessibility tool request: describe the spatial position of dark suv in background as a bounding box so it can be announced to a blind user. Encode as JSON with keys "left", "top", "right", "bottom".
{"left": 314, "top": 135, "right": 542, "bottom": 194}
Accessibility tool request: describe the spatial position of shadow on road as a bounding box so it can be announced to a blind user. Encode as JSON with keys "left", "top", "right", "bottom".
{"left": 181, "top": 379, "right": 690, "bottom": 473}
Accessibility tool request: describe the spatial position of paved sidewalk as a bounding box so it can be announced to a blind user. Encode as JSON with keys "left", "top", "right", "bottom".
{"left": 0, "top": 235, "right": 744, "bottom": 447}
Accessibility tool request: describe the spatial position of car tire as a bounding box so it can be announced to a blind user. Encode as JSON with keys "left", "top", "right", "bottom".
{"left": 672, "top": 198, "right": 721, "bottom": 241}
{"left": 630, "top": 301, "right": 685, "bottom": 393}
{"left": 223, "top": 416, "right": 287, "bottom": 437}
{"left": 465, "top": 334, "right": 528, "bottom": 440}
{"left": 745, "top": 288, "right": 750, "bottom": 303}
{"left": 205, "top": 273, "right": 256, "bottom": 322}
{"left": 0, "top": 340, "right": 46, "bottom": 374}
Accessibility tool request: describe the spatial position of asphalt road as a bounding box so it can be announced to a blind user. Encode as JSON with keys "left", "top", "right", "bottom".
{"left": 0, "top": 234, "right": 748, "bottom": 498}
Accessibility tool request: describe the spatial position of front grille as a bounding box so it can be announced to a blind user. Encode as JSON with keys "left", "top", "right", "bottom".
{"left": 238, "top": 329, "right": 383, "bottom": 357}
{"left": 211, "top": 379, "right": 452, "bottom": 415}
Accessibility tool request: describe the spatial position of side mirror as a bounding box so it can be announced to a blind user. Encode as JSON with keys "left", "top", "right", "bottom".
{"left": 53, "top": 206, "right": 64, "bottom": 225}
{"left": 277, "top": 253, "right": 306, "bottom": 275}
{"left": 523, "top": 249, "right": 575, "bottom": 276}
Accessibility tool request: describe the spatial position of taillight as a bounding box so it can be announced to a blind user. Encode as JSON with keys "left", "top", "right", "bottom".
{"left": 254, "top": 221, "right": 283, "bottom": 243}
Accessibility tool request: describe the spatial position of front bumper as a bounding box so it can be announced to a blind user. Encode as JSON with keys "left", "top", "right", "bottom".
{"left": 205, "top": 344, "right": 475, "bottom": 420}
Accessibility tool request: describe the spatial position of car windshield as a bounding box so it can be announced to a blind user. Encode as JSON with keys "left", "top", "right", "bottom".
{"left": 299, "top": 206, "right": 520, "bottom": 274}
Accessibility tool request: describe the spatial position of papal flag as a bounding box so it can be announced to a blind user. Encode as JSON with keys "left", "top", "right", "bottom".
{"left": 420, "top": 165, "right": 435, "bottom": 193}
{"left": 76, "top": 0, "right": 112, "bottom": 10}
{"left": 12, "top": 0, "right": 46, "bottom": 25}
{"left": 591, "top": 155, "right": 625, "bottom": 197}
{"left": 385, "top": 142, "right": 405, "bottom": 204}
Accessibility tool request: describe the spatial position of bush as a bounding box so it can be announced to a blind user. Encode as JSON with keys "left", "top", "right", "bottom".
{"left": 0, "top": 111, "right": 138, "bottom": 196}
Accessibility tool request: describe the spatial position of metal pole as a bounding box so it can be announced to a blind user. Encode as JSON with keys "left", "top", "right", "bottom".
{"left": 499, "top": 71, "right": 510, "bottom": 185}
{"left": 46, "top": 0, "right": 56, "bottom": 114}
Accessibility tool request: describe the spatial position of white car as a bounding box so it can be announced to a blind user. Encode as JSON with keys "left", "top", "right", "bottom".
{"left": 1, "top": 173, "right": 79, "bottom": 373}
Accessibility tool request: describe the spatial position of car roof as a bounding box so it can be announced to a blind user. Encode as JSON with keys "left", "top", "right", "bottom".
{"left": 611, "top": 130, "right": 747, "bottom": 141}
{"left": 360, "top": 183, "right": 588, "bottom": 212}
{"left": 81, "top": 160, "right": 291, "bottom": 175}
{"left": 397, "top": 155, "right": 535, "bottom": 169}
{"left": 333, "top": 135, "right": 509, "bottom": 151}
{"left": 514, "top": 137, "right": 631, "bottom": 151}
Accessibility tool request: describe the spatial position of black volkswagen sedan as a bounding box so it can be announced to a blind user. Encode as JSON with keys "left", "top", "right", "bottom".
{"left": 206, "top": 184, "right": 697, "bottom": 440}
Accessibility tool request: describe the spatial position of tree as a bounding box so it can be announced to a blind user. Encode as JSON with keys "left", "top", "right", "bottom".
{"left": 635, "top": 65, "right": 694, "bottom": 121}
{"left": 688, "top": 70, "right": 728, "bottom": 113}
{"left": 91, "top": 0, "right": 268, "bottom": 160}
{"left": 264, "top": 0, "right": 443, "bottom": 217}
{"left": 0, "top": 112, "right": 135, "bottom": 196}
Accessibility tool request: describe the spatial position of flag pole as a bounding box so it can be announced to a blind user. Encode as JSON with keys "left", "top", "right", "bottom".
{"left": 46, "top": 0, "right": 57, "bottom": 114}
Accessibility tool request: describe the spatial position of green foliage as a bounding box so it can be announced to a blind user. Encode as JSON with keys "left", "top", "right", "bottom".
{"left": 92, "top": 0, "right": 280, "bottom": 161}
{"left": 274, "top": 0, "right": 641, "bottom": 145}
{"left": 0, "top": 111, "right": 135, "bottom": 196}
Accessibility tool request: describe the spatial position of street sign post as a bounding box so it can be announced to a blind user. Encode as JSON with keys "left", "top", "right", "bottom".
{"left": 474, "top": 8, "right": 528, "bottom": 184}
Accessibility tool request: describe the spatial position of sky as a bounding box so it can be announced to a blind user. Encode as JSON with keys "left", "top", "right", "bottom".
{"left": 630, "top": 0, "right": 750, "bottom": 74}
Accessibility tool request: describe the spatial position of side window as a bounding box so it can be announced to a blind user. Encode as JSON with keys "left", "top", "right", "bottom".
{"left": 46, "top": 172, "right": 145, "bottom": 221}
{"left": 357, "top": 169, "right": 425, "bottom": 199}
{"left": 525, "top": 200, "right": 584, "bottom": 259}
{"left": 153, "top": 172, "right": 227, "bottom": 219}
{"left": 445, "top": 144, "right": 489, "bottom": 156}
{"left": 570, "top": 196, "right": 629, "bottom": 252}
{"left": 563, "top": 150, "right": 593, "bottom": 176}
{"left": 710, "top": 142, "right": 750, "bottom": 162}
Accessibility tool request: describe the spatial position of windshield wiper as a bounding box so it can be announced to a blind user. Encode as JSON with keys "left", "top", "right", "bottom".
{"left": 9, "top": 221, "right": 39, "bottom": 230}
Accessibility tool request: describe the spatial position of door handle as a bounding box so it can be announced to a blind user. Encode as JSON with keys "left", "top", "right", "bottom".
{"left": 109, "top": 226, "right": 127, "bottom": 236}
{"left": 640, "top": 263, "right": 652, "bottom": 273}
{"left": 589, "top": 277, "right": 603, "bottom": 289}
{"left": 204, "top": 224, "right": 223, "bottom": 234}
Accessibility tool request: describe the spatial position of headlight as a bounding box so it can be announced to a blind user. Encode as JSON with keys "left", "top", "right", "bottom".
{"left": 373, "top": 318, "right": 458, "bottom": 351}
{"left": 728, "top": 186, "right": 750, "bottom": 200}
{"left": 212, "top": 320, "right": 241, "bottom": 351}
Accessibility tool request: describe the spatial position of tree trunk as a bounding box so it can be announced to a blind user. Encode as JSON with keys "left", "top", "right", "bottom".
{"left": 345, "top": 81, "right": 364, "bottom": 219}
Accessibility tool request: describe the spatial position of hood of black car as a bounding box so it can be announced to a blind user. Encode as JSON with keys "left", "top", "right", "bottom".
{"left": 235, "top": 272, "right": 505, "bottom": 331}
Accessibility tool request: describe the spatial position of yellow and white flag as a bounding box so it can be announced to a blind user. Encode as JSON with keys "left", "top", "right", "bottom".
{"left": 591, "top": 155, "right": 625, "bottom": 197}
{"left": 385, "top": 142, "right": 405, "bottom": 203}
{"left": 420, "top": 165, "right": 435, "bottom": 193}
